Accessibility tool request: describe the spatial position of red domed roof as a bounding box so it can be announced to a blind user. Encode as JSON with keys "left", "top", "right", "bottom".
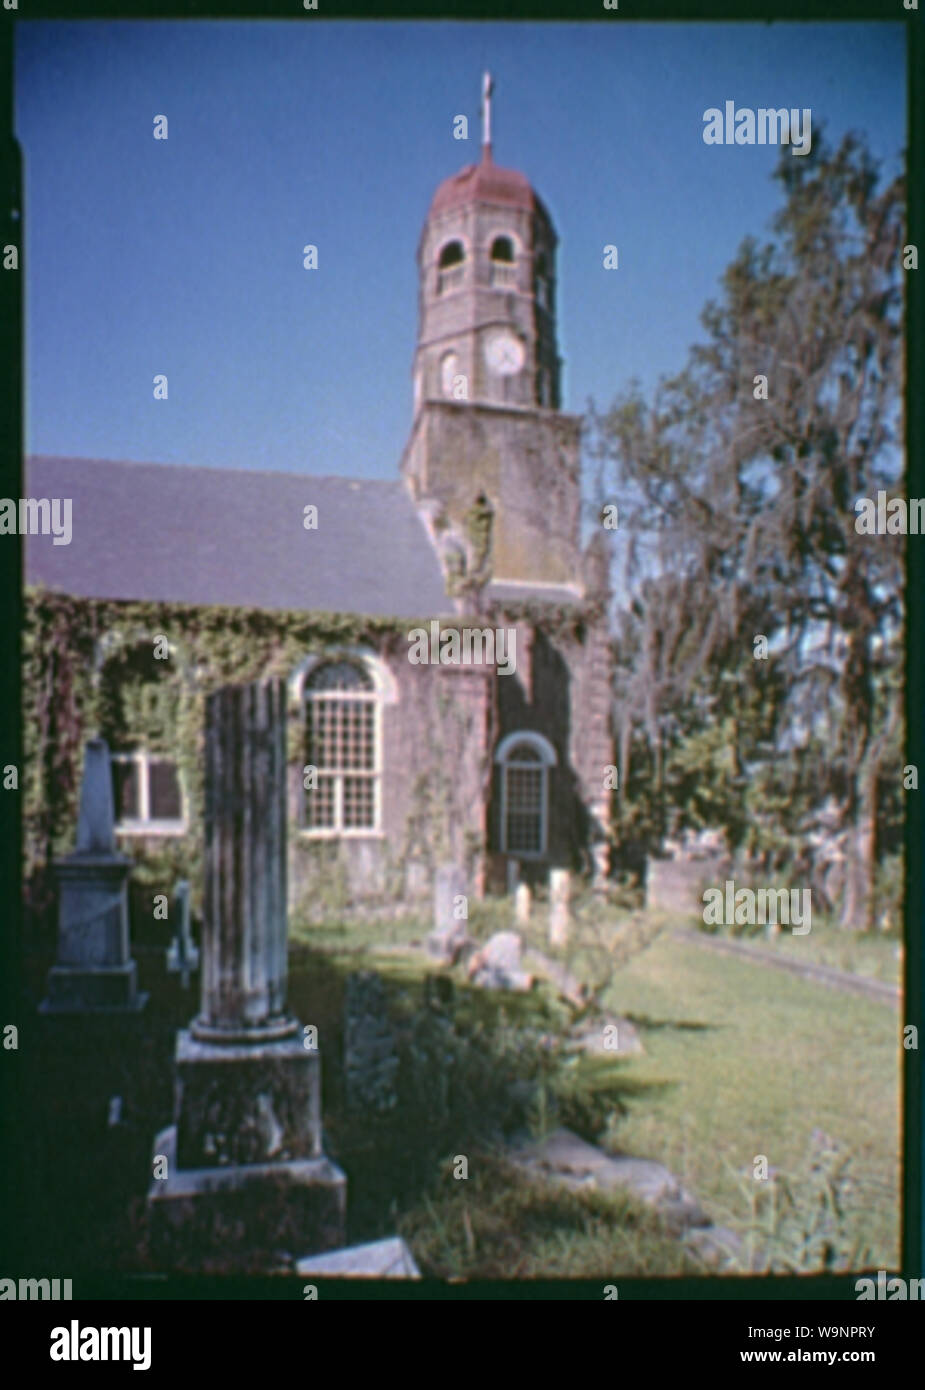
{"left": 430, "top": 149, "right": 537, "bottom": 216}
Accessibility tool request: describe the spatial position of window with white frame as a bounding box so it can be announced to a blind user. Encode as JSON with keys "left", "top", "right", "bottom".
{"left": 111, "top": 752, "right": 185, "bottom": 832}
{"left": 495, "top": 731, "right": 556, "bottom": 857}
{"left": 302, "top": 659, "right": 379, "bottom": 832}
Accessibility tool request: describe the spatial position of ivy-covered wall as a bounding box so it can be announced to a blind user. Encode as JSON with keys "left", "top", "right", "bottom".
{"left": 23, "top": 585, "right": 611, "bottom": 930}
{"left": 23, "top": 588, "right": 418, "bottom": 921}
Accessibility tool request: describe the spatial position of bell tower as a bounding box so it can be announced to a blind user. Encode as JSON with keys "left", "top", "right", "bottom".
{"left": 402, "top": 74, "right": 582, "bottom": 590}
{"left": 411, "top": 74, "right": 561, "bottom": 415}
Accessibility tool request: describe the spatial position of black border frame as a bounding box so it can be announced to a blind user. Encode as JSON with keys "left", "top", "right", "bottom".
{"left": 0, "top": 0, "right": 920, "bottom": 1309}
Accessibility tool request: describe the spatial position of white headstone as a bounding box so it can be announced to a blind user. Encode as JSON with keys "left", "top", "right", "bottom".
{"left": 549, "top": 868, "right": 570, "bottom": 948}
{"left": 515, "top": 882, "right": 531, "bottom": 926}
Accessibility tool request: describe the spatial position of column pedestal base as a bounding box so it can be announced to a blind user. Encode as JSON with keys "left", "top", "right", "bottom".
{"left": 40, "top": 961, "right": 147, "bottom": 1014}
{"left": 146, "top": 1125, "right": 347, "bottom": 1274}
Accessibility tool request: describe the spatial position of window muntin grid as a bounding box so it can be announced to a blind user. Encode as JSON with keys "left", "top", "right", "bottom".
{"left": 498, "top": 739, "right": 549, "bottom": 857}
{"left": 303, "top": 660, "right": 379, "bottom": 833}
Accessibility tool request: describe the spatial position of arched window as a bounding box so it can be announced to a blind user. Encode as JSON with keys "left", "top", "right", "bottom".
{"left": 303, "top": 659, "right": 379, "bottom": 832}
{"left": 439, "top": 240, "right": 465, "bottom": 267}
{"left": 495, "top": 731, "right": 557, "bottom": 857}
{"left": 490, "top": 234, "right": 517, "bottom": 288}
{"left": 437, "top": 240, "right": 466, "bottom": 294}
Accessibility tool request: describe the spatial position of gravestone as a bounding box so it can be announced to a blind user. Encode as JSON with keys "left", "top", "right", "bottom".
{"left": 296, "top": 1235, "right": 420, "bottom": 1278}
{"left": 426, "top": 863, "right": 471, "bottom": 963}
{"left": 344, "top": 970, "right": 399, "bottom": 1114}
{"left": 515, "top": 881, "right": 532, "bottom": 927}
{"left": 40, "top": 737, "right": 146, "bottom": 1013}
{"left": 549, "top": 868, "right": 570, "bottom": 948}
{"left": 166, "top": 879, "right": 199, "bottom": 987}
{"left": 147, "top": 680, "right": 346, "bottom": 1272}
{"left": 467, "top": 931, "right": 532, "bottom": 992}
{"left": 646, "top": 854, "right": 729, "bottom": 918}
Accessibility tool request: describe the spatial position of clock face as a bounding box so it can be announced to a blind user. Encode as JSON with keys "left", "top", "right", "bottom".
{"left": 485, "top": 330, "right": 525, "bottom": 376}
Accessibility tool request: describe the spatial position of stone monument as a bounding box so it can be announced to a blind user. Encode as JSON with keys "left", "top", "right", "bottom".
{"left": 549, "top": 868, "right": 571, "bottom": 949}
{"left": 147, "top": 680, "right": 346, "bottom": 1272}
{"left": 166, "top": 879, "right": 199, "bottom": 988}
{"left": 515, "top": 881, "right": 532, "bottom": 927}
{"left": 41, "top": 737, "right": 146, "bottom": 1014}
{"left": 426, "top": 862, "right": 471, "bottom": 963}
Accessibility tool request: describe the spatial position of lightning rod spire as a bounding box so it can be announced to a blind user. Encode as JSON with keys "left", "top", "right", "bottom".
{"left": 482, "top": 71, "right": 493, "bottom": 162}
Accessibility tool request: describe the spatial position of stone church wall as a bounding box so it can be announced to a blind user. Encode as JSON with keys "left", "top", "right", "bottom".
{"left": 401, "top": 401, "right": 581, "bottom": 587}
{"left": 491, "top": 608, "right": 613, "bottom": 881}
{"left": 24, "top": 588, "right": 608, "bottom": 930}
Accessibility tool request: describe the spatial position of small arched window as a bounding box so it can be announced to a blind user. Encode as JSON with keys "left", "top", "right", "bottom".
{"left": 495, "top": 732, "right": 556, "bottom": 857}
{"left": 303, "top": 659, "right": 379, "bottom": 832}
{"left": 439, "top": 240, "right": 465, "bottom": 267}
{"left": 490, "top": 234, "right": 517, "bottom": 288}
{"left": 437, "top": 240, "right": 465, "bottom": 294}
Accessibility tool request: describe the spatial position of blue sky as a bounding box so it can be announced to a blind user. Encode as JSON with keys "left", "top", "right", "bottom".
{"left": 15, "top": 20, "right": 906, "bottom": 482}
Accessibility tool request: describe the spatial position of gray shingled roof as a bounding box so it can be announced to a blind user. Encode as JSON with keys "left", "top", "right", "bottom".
{"left": 25, "top": 456, "right": 454, "bottom": 620}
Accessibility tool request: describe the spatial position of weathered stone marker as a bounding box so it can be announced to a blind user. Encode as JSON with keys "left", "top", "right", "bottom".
{"left": 515, "top": 880, "right": 532, "bottom": 926}
{"left": 549, "top": 868, "right": 571, "bottom": 948}
{"left": 467, "top": 931, "right": 532, "bottom": 992}
{"left": 41, "top": 737, "right": 146, "bottom": 1013}
{"left": 166, "top": 880, "right": 198, "bottom": 988}
{"left": 426, "top": 862, "right": 470, "bottom": 963}
{"left": 148, "top": 680, "right": 346, "bottom": 1272}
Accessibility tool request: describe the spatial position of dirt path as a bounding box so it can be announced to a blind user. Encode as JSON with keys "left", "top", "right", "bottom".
{"left": 672, "top": 927, "right": 900, "bottom": 1006}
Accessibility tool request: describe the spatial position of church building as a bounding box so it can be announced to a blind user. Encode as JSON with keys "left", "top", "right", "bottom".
{"left": 24, "top": 77, "right": 614, "bottom": 920}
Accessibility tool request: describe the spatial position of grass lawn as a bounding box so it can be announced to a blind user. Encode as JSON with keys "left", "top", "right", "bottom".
{"left": 598, "top": 931, "right": 901, "bottom": 1268}
{"left": 672, "top": 908, "right": 903, "bottom": 986}
{"left": 14, "top": 908, "right": 898, "bottom": 1281}
{"left": 289, "top": 908, "right": 901, "bottom": 1276}
{"left": 746, "top": 921, "right": 902, "bottom": 985}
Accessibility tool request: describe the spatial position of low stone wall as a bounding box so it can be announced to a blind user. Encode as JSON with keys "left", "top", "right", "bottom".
{"left": 645, "top": 855, "right": 730, "bottom": 919}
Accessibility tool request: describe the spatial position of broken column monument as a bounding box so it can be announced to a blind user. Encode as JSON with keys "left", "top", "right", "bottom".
{"left": 41, "top": 737, "right": 146, "bottom": 1014}
{"left": 147, "top": 679, "right": 346, "bottom": 1272}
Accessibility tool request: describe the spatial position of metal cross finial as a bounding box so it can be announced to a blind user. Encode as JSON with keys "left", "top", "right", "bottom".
{"left": 482, "top": 71, "right": 493, "bottom": 157}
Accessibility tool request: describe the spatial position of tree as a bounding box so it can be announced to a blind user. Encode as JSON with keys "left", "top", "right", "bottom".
{"left": 590, "top": 132, "right": 905, "bottom": 927}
